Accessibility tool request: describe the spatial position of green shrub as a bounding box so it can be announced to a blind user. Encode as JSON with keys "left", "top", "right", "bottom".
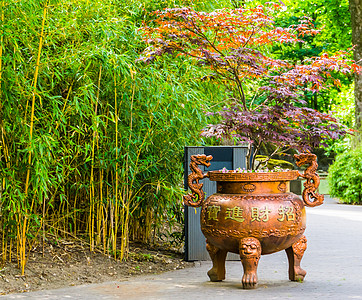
{"left": 328, "top": 147, "right": 362, "bottom": 204}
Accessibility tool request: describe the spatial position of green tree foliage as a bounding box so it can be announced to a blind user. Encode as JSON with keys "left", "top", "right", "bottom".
{"left": 271, "top": 0, "right": 353, "bottom": 112}
{"left": 328, "top": 146, "right": 362, "bottom": 204}
{"left": 325, "top": 84, "right": 355, "bottom": 154}
{"left": 348, "top": 0, "right": 362, "bottom": 139}
{"left": 288, "top": 0, "right": 351, "bottom": 51}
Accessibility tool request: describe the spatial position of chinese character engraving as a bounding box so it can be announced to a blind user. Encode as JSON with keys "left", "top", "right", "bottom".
{"left": 251, "top": 206, "right": 271, "bottom": 222}
{"left": 207, "top": 205, "right": 221, "bottom": 221}
{"left": 225, "top": 206, "right": 245, "bottom": 222}
{"left": 277, "top": 206, "right": 295, "bottom": 221}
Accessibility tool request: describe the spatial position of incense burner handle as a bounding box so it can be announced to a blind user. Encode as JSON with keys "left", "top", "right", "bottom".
{"left": 294, "top": 153, "right": 324, "bottom": 207}
{"left": 183, "top": 154, "right": 213, "bottom": 207}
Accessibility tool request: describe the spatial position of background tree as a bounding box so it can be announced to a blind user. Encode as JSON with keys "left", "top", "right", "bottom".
{"left": 349, "top": 0, "right": 362, "bottom": 139}
{"left": 271, "top": 0, "right": 353, "bottom": 112}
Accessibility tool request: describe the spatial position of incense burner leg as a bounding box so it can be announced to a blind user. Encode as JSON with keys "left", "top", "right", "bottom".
{"left": 206, "top": 240, "right": 228, "bottom": 282}
{"left": 239, "top": 237, "right": 261, "bottom": 289}
{"left": 285, "top": 235, "right": 307, "bottom": 282}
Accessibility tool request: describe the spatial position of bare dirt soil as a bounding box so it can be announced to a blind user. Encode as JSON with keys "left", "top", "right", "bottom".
{"left": 0, "top": 238, "right": 193, "bottom": 295}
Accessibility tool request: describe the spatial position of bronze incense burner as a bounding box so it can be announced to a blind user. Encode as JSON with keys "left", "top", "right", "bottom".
{"left": 183, "top": 153, "right": 323, "bottom": 289}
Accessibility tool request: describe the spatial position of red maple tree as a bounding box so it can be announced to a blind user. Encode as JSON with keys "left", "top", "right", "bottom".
{"left": 138, "top": 3, "right": 361, "bottom": 169}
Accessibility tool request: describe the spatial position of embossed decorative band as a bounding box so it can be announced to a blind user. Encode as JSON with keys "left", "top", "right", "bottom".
{"left": 208, "top": 170, "right": 300, "bottom": 182}
{"left": 202, "top": 226, "right": 306, "bottom": 239}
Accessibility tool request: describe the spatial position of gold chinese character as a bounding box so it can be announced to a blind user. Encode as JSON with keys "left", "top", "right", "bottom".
{"left": 207, "top": 205, "right": 221, "bottom": 221}
{"left": 251, "top": 206, "right": 271, "bottom": 222}
{"left": 251, "top": 207, "right": 260, "bottom": 222}
{"left": 225, "top": 206, "right": 245, "bottom": 222}
{"left": 277, "top": 206, "right": 295, "bottom": 221}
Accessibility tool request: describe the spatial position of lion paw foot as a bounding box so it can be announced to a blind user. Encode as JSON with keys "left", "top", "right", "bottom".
{"left": 242, "top": 272, "right": 258, "bottom": 289}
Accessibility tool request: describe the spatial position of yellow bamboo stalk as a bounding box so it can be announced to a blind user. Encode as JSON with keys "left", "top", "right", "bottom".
{"left": 110, "top": 200, "right": 115, "bottom": 257}
{"left": 102, "top": 205, "right": 107, "bottom": 254}
{"left": 21, "top": 2, "right": 48, "bottom": 276}
{"left": 100, "top": 108, "right": 108, "bottom": 253}
{"left": 16, "top": 218, "right": 20, "bottom": 268}
{"left": 0, "top": 1, "right": 4, "bottom": 98}
{"left": 66, "top": 192, "right": 69, "bottom": 236}
{"left": 97, "top": 168, "right": 104, "bottom": 246}
{"left": 106, "top": 181, "right": 110, "bottom": 256}
{"left": 120, "top": 200, "right": 130, "bottom": 260}
{"left": 9, "top": 238, "right": 12, "bottom": 263}
{"left": 119, "top": 70, "right": 136, "bottom": 261}
{"left": 2, "top": 229, "right": 6, "bottom": 264}
{"left": 88, "top": 185, "right": 93, "bottom": 251}
{"left": 113, "top": 68, "right": 118, "bottom": 259}
{"left": 24, "top": 3, "right": 47, "bottom": 194}
{"left": 89, "top": 65, "right": 102, "bottom": 251}
{"left": 73, "top": 193, "right": 78, "bottom": 236}
{"left": 96, "top": 204, "right": 101, "bottom": 246}
{"left": 42, "top": 192, "right": 46, "bottom": 256}
{"left": 96, "top": 204, "right": 100, "bottom": 246}
{"left": 1, "top": 132, "right": 10, "bottom": 169}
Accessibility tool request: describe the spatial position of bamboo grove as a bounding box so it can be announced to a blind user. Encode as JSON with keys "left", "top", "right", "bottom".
{"left": 0, "top": 0, "right": 223, "bottom": 274}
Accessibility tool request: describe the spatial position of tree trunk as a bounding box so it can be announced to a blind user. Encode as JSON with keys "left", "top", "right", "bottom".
{"left": 349, "top": 0, "right": 362, "bottom": 142}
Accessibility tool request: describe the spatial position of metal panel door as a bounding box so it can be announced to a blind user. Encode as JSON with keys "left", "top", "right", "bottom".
{"left": 184, "top": 146, "right": 248, "bottom": 261}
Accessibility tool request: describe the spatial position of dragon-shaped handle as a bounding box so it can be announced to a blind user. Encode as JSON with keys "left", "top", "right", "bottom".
{"left": 294, "top": 153, "right": 324, "bottom": 207}
{"left": 183, "top": 154, "right": 213, "bottom": 207}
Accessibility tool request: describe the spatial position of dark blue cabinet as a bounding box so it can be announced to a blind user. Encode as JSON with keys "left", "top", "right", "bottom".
{"left": 184, "top": 146, "right": 248, "bottom": 261}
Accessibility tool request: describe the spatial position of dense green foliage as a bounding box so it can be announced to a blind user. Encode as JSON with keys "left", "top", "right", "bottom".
{"left": 280, "top": 0, "right": 351, "bottom": 52}
{"left": 0, "top": 0, "right": 229, "bottom": 271}
{"left": 328, "top": 147, "right": 362, "bottom": 204}
{"left": 325, "top": 84, "right": 355, "bottom": 154}
{"left": 273, "top": 0, "right": 353, "bottom": 112}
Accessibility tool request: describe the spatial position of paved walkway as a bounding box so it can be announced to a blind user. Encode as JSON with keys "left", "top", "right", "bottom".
{"left": 3, "top": 196, "right": 362, "bottom": 299}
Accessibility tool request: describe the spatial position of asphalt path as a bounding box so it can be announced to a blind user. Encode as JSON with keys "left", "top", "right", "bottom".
{"left": 3, "top": 196, "right": 362, "bottom": 300}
